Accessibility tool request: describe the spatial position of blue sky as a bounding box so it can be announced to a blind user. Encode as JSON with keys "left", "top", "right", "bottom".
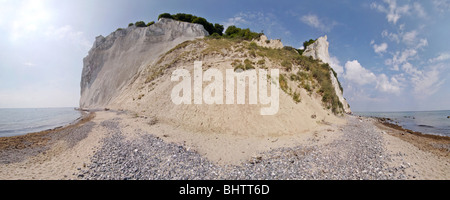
{"left": 0, "top": 0, "right": 449, "bottom": 111}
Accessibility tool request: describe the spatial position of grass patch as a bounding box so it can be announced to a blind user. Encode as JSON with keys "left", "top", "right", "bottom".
{"left": 293, "top": 92, "right": 301, "bottom": 103}
{"left": 202, "top": 38, "right": 235, "bottom": 55}
{"left": 249, "top": 42, "right": 258, "bottom": 49}
{"left": 279, "top": 74, "right": 289, "bottom": 93}
{"left": 232, "top": 59, "right": 255, "bottom": 71}
{"left": 244, "top": 59, "right": 255, "bottom": 70}
{"left": 145, "top": 65, "right": 165, "bottom": 84}
{"left": 281, "top": 60, "right": 292, "bottom": 71}
{"left": 301, "top": 81, "right": 312, "bottom": 93}
{"left": 156, "top": 40, "right": 194, "bottom": 66}
{"left": 257, "top": 59, "right": 265, "bottom": 65}
{"left": 310, "top": 62, "right": 343, "bottom": 114}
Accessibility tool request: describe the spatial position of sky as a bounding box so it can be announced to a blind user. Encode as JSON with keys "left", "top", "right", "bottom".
{"left": 0, "top": 0, "right": 449, "bottom": 111}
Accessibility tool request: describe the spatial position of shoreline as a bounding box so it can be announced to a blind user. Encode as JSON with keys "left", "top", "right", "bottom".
{"left": 0, "top": 111, "right": 95, "bottom": 152}
{"left": 0, "top": 111, "right": 99, "bottom": 179}
{"left": 0, "top": 108, "right": 91, "bottom": 139}
{"left": 376, "top": 117, "right": 450, "bottom": 139}
{"left": 352, "top": 111, "right": 450, "bottom": 138}
{"left": 371, "top": 116, "right": 450, "bottom": 158}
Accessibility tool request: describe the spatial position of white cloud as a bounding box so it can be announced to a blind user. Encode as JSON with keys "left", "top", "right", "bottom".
{"left": 371, "top": 0, "right": 411, "bottom": 24}
{"left": 385, "top": 49, "right": 418, "bottom": 70}
{"left": 413, "top": 2, "right": 427, "bottom": 18}
{"left": 433, "top": 0, "right": 450, "bottom": 13}
{"left": 373, "top": 42, "right": 388, "bottom": 54}
{"left": 415, "top": 38, "right": 428, "bottom": 49}
{"left": 429, "top": 52, "right": 450, "bottom": 63}
{"left": 343, "top": 60, "right": 403, "bottom": 94}
{"left": 401, "top": 62, "right": 422, "bottom": 76}
{"left": 7, "top": 0, "right": 51, "bottom": 41}
{"left": 224, "top": 12, "right": 291, "bottom": 39}
{"left": 45, "top": 25, "right": 91, "bottom": 51}
{"left": 343, "top": 60, "right": 377, "bottom": 85}
{"left": 411, "top": 67, "right": 445, "bottom": 96}
{"left": 402, "top": 30, "right": 417, "bottom": 45}
{"left": 0, "top": 0, "right": 90, "bottom": 52}
{"left": 300, "top": 14, "right": 335, "bottom": 32}
{"left": 382, "top": 29, "right": 427, "bottom": 48}
{"left": 301, "top": 14, "right": 323, "bottom": 29}
{"left": 381, "top": 30, "right": 400, "bottom": 43}
{"left": 401, "top": 62, "right": 417, "bottom": 75}
{"left": 376, "top": 74, "right": 402, "bottom": 94}
{"left": 223, "top": 15, "right": 248, "bottom": 29}
{"left": 329, "top": 56, "right": 344, "bottom": 77}
{"left": 395, "top": 62, "right": 445, "bottom": 97}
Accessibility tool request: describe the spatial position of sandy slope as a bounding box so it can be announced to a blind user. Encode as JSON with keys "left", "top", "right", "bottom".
{"left": 107, "top": 39, "right": 345, "bottom": 139}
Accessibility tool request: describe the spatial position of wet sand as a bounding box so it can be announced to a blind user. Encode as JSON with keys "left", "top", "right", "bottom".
{"left": 375, "top": 118, "right": 450, "bottom": 157}
{"left": 0, "top": 112, "right": 99, "bottom": 179}
{"left": 374, "top": 118, "right": 449, "bottom": 179}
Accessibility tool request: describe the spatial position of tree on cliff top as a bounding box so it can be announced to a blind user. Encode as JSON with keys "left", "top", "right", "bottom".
{"left": 297, "top": 39, "right": 317, "bottom": 55}
{"left": 156, "top": 13, "right": 260, "bottom": 40}
{"left": 224, "top": 25, "right": 262, "bottom": 41}
{"left": 135, "top": 21, "right": 147, "bottom": 27}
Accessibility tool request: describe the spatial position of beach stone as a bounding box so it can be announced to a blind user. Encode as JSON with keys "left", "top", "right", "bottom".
{"left": 80, "top": 116, "right": 406, "bottom": 180}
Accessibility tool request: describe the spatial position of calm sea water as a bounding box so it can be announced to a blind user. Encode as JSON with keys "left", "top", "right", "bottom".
{"left": 354, "top": 110, "right": 450, "bottom": 137}
{"left": 0, "top": 107, "right": 82, "bottom": 137}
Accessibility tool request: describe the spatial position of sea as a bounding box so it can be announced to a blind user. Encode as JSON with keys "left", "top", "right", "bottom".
{"left": 354, "top": 110, "right": 450, "bottom": 137}
{"left": 0, "top": 107, "right": 82, "bottom": 137}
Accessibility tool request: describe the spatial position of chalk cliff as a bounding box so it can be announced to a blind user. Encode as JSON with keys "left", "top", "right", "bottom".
{"left": 253, "top": 35, "right": 284, "bottom": 49}
{"left": 80, "top": 18, "right": 209, "bottom": 108}
{"left": 79, "top": 18, "right": 349, "bottom": 137}
{"left": 303, "top": 36, "right": 351, "bottom": 113}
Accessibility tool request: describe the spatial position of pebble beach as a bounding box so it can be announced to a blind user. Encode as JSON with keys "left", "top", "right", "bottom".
{"left": 1, "top": 110, "right": 449, "bottom": 180}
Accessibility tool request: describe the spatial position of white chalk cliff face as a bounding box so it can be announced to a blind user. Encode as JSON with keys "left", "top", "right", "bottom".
{"left": 303, "top": 36, "right": 351, "bottom": 113}
{"left": 80, "top": 18, "right": 209, "bottom": 108}
{"left": 254, "top": 35, "right": 284, "bottom": 49}
{"left": 303, "top": 36, "right": 330, "bottom": 64}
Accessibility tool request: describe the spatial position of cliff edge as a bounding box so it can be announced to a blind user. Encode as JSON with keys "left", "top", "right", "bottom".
{"left": 80, "top": 18, "right": 209, "bottom": 108}
{"left": 303, "top": 36, "right": 351, "bottom": 113}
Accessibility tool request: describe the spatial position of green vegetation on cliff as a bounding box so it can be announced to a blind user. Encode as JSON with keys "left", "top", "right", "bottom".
{"left": 297, "top": 39, "right": 316, "bottom": 55}
{"left": 158, "top": 13, "right": 224, "bottom": 36}
{"left": 245, "top": 40, "right": 344, "bottom": 113}
{"left": 157, "top": 13, "right": 261, "bottom": 40}
{"left": 156, "top": 37, "right": 344, "bottom": 114}
{"left": 223, "top": 25, "right": 262, "bottom": 41}
{"left": 126, "top": 13, "right": 261, "bottom": 41}
{"left": 136, "top": 13, "right": 344, "bottom": 114}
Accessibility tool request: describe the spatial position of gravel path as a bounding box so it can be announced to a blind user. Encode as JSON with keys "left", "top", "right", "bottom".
{"left": 79, "top": 116, "right": 408, "bottom": 180}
